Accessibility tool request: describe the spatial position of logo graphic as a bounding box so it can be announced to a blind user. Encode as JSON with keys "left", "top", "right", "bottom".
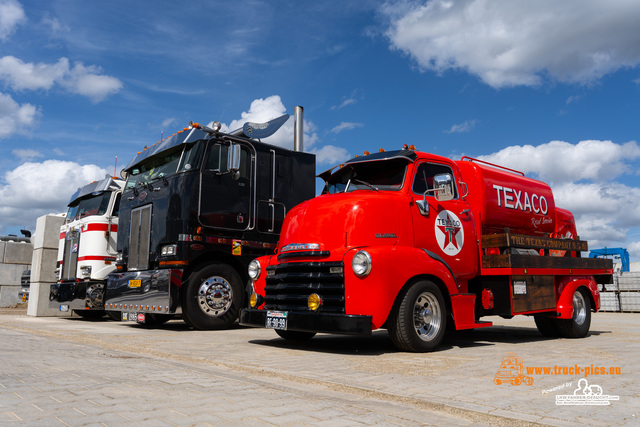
{"left": 494, "top": 353, "right": 534, "bottom": 386}
{"left": 555, "top": 378, "right": 620, "bottom": 405}
{"left": 434, "top": 210, "right": 464, "bottom": 256}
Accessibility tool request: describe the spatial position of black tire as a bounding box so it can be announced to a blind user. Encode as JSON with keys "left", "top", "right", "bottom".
{"left": 182, "top": 263, "right": 244, "bottom": 330}
{"left": 275, "top": 329, "right": 316, "bottom": 341}
{"left": 388, "top": 280, "right": 447, "bottom": 352}
{"left": 556, "top": 288, "right": 591, "bottom": 338}
{"left": 106, "top": 311, "right": 121, "bottom": 321}
{"left": 534, "top": 315, "right": 559, "bottom": 337}
{"left": 73, "top": 310, "right": 106, "bottom": 320}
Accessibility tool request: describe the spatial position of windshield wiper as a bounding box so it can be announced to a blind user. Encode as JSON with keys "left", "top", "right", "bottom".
{"left": 350, "top": 178, "right": 379, "bottom": 192}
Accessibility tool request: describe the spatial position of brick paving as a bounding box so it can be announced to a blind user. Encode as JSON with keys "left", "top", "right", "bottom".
{"left": 0, "top": 309, "right": 638, "bottom": 426}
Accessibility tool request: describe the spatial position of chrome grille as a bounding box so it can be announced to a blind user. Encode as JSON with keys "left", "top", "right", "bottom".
{"left": 129, "top": 205, "right": 152, "bottom": 270}
{"left": 62, "top": 230, "right": 80, "bottom": 280}
{"left": 264, "top": 261, "right": 345, "bottom": 313}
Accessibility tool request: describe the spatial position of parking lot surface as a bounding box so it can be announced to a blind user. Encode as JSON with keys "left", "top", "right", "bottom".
{"left": 0, "top": 308, "right": 637, "bottom": 426}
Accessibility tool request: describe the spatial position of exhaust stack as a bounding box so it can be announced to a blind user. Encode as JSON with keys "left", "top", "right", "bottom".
{"left": 294, "top": 106, "right": 303, "bottom": 152}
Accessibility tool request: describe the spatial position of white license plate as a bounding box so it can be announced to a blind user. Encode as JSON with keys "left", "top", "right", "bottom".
{"left": 266, "top": 311, "right": 287, "bottom": 330}
{"left": 59, "top": 304, "right": 69, "bottom": 312}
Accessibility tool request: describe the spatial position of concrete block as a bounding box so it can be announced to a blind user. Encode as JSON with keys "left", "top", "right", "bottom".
{"left": 27, "top": 282, "right": 72, "bottom": 317}
{"left": 0, "top": 284, "right": 21, "bottom": 307}
{"left": 0, "top": 263, "right": 27, "bottom": 286}
{"left": 33, "top": 214, "right": 65, "bottom": 250}
{"left": 2, "top": 241, "right": 33, "bottom": 264}
{"left": 0, "top": 241, "right": 4, "bottom": 260}
{"left": 30, "top": 248, "right": 58, "bottom": 283}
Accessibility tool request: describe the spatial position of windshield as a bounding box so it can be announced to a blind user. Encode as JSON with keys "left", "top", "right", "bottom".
{"left": 126, "top": 141, "right": 204, "bottom": 191}
{"left": 66, "top": 192, "right": 112, "bottom": 222}
{"left": 322, "top": 158, "right": 408, "bottom": 194}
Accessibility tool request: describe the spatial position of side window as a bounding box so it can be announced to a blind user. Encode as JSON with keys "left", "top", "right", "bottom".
{"left": 205, "top": 143, "right": 250, "bottom": 179}
{"left": 412, "top": 163, "right": 458, "bottom": 198}
{"left": 112, "top": 193, "right": 122, "bottom": 217}
{"left": 205, "top": 144, "right": 227, "bottom": 171}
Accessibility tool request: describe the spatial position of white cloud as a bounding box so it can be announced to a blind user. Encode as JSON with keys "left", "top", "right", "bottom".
{"left": 160, "top": 117, "right": 176, "bottom": 129}
{"left": 382, "top": 0, "right": 640, "bottom": 88}
{"left": 331, "top": 98, "right": 357, "bottom": 110}
{"left": 0, "top": 56, "right": 122, "bottom": 102}
{"left": 477, "top": 140, "right": 640, "bottom": 255}
{"left": 0, "top": 0, "right": 25, "bottom": 42}
{"left": 0, "top": 160, "right": 108, "bottom": 231}
{"left": 310, "top": 145, "right": 350, "bottom": 166}
{"left": 445, "top": 119, "right": 478, "bottom": 134}
{"left": 41, "top": 13, "right": 69, "bottom": 35}
{"left": 0, "top": 92, "right": 39, "bottom": 138}
{"left": 12, "top": 148, "right": 42, "bottom": 161}
{"left": 222, "top": 95, "right": 320, "bottom": 151}
{"left": 64, "top": 64, "right": 123, "bottom": 103}
{"left": 330, "top": 122, "right": 364, "bottom": 134}
{"left": 477, "top": 140, "right": 640, "bottom": 186}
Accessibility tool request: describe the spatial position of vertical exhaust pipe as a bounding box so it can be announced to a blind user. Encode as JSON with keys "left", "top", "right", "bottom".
{"left": 294, "top": 106, "right": 303, "bottom": 152}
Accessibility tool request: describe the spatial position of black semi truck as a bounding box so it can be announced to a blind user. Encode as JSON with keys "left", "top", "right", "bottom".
{"left": 105, "top": 107, "right": 315, "bottom": 329}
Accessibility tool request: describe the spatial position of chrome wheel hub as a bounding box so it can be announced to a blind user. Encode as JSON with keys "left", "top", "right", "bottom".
{"left": 573, "top": 291, "right": 586, "bottom": 325}
{"left": 197, "top": 276, "right": 232, "bottom": 317}
{"left": 413, "top": 292, "right": 442, "bottom": 341}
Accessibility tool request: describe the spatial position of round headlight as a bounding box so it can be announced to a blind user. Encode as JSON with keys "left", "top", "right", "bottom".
{"left": 248, "top": 259, "right": 261, "bottom": 280}
{"left": 249, "top": 292, "right": 259, "bottom": 308}
{"left": 352, "top": 250, "right": 372, "bottom": 277}
{"left": 308, "top": 293, "right": 323, "bottom": 311}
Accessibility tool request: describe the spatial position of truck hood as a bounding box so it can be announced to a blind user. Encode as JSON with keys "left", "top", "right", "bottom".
{"left": 278, "top": 191, "right": 412, "bottom": 254}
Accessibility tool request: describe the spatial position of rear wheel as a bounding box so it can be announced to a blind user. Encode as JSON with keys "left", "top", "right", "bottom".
{"left": 556, "top": 288, "right": 591, "bottom": 338}
{"left": 388, "top": 281, "right": 447, "bottom": 352}
{"left": 275, "top": 329, "right": 316, "bottom": 341}
{"left": 182, "top": 263, "right": 243, "bottom": 330}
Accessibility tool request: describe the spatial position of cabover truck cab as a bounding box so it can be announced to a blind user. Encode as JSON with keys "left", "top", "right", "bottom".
{"left": 240, "top": 148, "right": 613, "bottom": 352}
{"left": 50, "top": 177, "right": 124, "bottom": 319}
{"left": 105, "top": 108, "right": 315, "bottom": 329}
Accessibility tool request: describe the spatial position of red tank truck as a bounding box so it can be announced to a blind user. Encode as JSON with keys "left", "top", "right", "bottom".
{"left": 240, "top": 148, "right": 613, "bottom": 352}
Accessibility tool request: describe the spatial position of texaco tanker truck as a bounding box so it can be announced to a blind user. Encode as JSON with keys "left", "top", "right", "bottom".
{"left": 240, "top": 147, "right": 613, "bottom": 352}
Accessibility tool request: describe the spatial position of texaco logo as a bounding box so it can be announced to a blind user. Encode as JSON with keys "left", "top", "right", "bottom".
{"left": 435, "top": 210, "right": 464, "bottom": 256}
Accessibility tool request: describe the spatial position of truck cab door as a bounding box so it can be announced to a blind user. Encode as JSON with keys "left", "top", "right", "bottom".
{"left": 410, "top": 161, "right": 478, "bottom": 279}
{"left": 199, "top": 142, "right": 254, "bottom": 230}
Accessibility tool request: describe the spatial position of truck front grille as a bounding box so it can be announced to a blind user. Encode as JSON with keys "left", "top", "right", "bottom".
{"left": 264, "top": 261, "right": 345, "bottom": 313}
{"left": 128, "top": 204, "right": 152, "bottom": 270}
{"left": 62, "top": 230, "right": 80, "bottom": 280}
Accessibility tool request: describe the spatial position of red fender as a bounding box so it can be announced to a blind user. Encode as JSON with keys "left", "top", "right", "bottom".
{"left": 556, "top": 276, "right": 599, "bottom": 319}
{"left": 343, "top": 246, "right": 459, "bottom": 329}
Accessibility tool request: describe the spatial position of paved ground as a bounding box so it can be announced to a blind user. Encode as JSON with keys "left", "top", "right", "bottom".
{"left": 0, "top": 307, "right": 637, "bottom": 426}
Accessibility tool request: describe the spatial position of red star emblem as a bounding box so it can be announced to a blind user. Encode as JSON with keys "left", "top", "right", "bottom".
{"left": 437, "top": 213, "right": 461, "bottom": 250}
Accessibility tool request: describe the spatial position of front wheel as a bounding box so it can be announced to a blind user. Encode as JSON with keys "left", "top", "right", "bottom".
{"left": 182, "top": 263, "right": 244, "bottom": 330}
{"left": 388, "top": 281, "right": 447, "bottom": 352}
{"left": 556, "top": 288, "right": 591, "bottom": 338}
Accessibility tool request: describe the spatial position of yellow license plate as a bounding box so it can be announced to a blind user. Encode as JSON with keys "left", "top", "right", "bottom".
{"left": 128, "top": 279, "right": 141, "bottom": 288}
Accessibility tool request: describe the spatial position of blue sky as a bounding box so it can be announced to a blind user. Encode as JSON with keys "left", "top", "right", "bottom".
{"left": 1, "top": 0, "right": 639, "bottom": 262}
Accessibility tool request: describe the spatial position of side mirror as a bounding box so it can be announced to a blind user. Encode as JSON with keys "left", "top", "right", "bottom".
{"left": 227, "top": 144, "right": 241, "bottom": 175}
{"left": 433, "top": 173, "right": 454, "bottom": 201}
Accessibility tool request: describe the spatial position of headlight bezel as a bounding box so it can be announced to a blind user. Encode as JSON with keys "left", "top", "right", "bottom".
{"left": 352, "top": 250, "right": 372, "bottom": 277}
{"left": 248, "top": 259, "right": 261, "bottom": 281}
{"left": 160, "top": 244, "right": 177, "bottom": 256}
